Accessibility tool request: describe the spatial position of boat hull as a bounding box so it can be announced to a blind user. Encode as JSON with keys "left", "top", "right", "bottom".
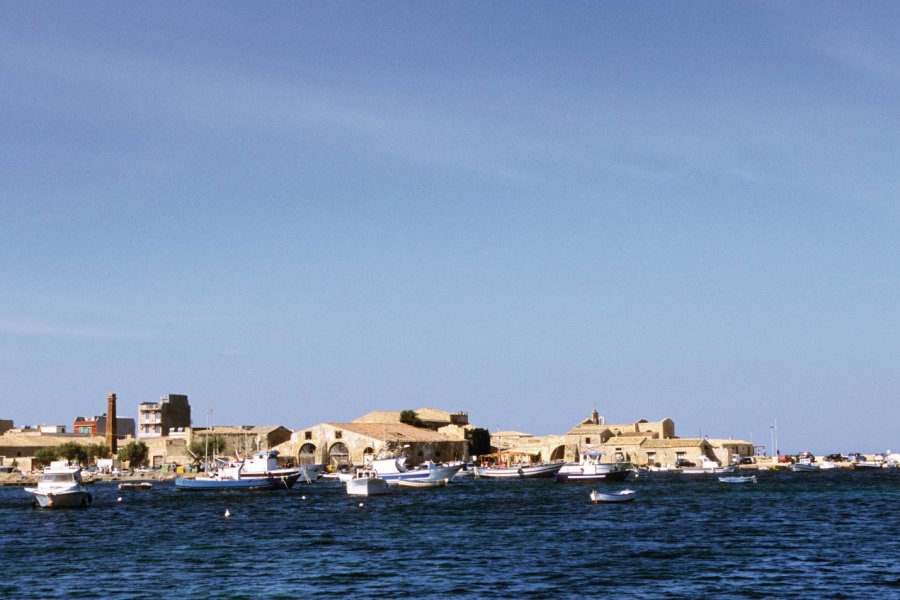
{"left": 371, "top": 461, "right": 463, "bottom": 485}
{"left": 27, "top": 489, "right": 92, "bottom": 508}
{"left": 346, "top": 477, "right": 391, "bottom": 496}
{"left": 555, "top": 463, "right": 631, "bottom": 483}
{"left": 590, "top": 489, "right": 636, "bottom": 504}
{"left": 475, "top": 463, "right": 563, "bottom": 479}
{"left": 175, "top": 472, "right": 301, "bottom": 490}
{"left": 719, "top": 476, "right": 757, "bottom": 484}
{"left": 397, "top": 478, "right": 449, "bottom": 488}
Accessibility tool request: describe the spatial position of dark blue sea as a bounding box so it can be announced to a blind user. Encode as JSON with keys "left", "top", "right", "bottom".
{"left": 2, "top": 469, "right": 899, "bottom": 599}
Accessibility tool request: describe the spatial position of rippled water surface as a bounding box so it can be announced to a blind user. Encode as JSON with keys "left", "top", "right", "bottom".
{"left": 2, "top": 469, "right": 899, "bottom": 598}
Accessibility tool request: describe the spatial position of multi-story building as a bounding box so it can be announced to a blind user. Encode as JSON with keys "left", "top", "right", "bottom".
{"left": 138, "top": 394, "right": 191, "bottom": 438}
{"left": 73, "top": 415, "right": 136, "bottom": 438}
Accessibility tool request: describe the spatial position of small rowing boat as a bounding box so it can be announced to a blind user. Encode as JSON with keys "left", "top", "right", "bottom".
{"left": 589, "top": 489, "right": 636, "bottom": 504}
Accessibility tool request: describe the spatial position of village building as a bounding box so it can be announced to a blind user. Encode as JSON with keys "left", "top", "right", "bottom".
{"left": 138, "top": 394, "right": 192, "bottom": 438}
{"left": 0, "top": 430, "right": 108, "bottom": 472}
{"left": 284, "top": 409, "right": 473, "bottom": 468}
{"left": 490, "top": 409, "right": 753, "bottom": 467}
{"left": 73, "top": 415, "right": 136, "bottom": 439}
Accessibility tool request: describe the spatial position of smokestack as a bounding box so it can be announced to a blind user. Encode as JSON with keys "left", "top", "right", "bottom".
{"left": 107, "top": 392, "right": 118, "bottom": 454}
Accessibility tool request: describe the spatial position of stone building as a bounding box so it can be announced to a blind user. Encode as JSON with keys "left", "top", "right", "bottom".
{"left": 0, "top": 431, "right": 107, "bottom": 472}
{"left": 490, "top": 409, "right": 753, "bottom": 468}
{"left": 286, "top": 421, "right": 469, "bottom": 468}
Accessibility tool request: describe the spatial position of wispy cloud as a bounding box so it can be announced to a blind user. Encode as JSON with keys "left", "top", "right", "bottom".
{"left": 0, "top": 318, "right": 159, "bottom": 341}
{"left": 0, "top": 36, "right": 541, "bottom": 184}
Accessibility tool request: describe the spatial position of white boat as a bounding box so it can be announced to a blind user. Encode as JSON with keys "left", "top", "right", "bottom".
{"left": 25, "top": 462, "right": 92, "bottom": 508}
{"left": 791, "top": 459, "right": 820, "bottom": 472}
{"left": 397, "top": 477, "right": 449, "bottom": 489}
{"left": 369, "top": 456, "right": 463, "bottom": 485}
{"left": 555, "top": 451, "right": 632, "bottom": 483}
{"left": 474, "top": 462, "right": 564, "bottom": 479}
{"left": 719, "top": 475, "right": 757, "bottom": 484}
{"left": 474, "top": 451, "right": 563, "bottom": 479}
{"left": 175, "top": 450, "right": 302, "bottom": 490}
{"left": 590, "top": 489, "right": 636, "bottom": 504}
{"left": 679, "top": 457, "right": 736, "bottom": 475}
{"left": 346, "top": 468, "right": 390, "bottom": 496}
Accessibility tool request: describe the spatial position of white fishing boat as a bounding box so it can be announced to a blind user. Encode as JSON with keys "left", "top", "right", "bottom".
{"left": 369, "top": 456, "right": 463, "bottom": 485}
{"left": 791, "top": 461, "right": 820, "bottom": 472}
{"left": 346, "top": 468, "right": 390, "bottom": 496}
{"left": 397, "top": 477, "right": 449, "bottom": 489}
{"left": 679, "top": 457, "right": 736, "bottom": 475}
{"left": 474, "top": 451, "right": 563, "bottom": 479}
{"left": 589, "top": 489, "right": 637, "bottom": 504}
{"left": 175, "top": 450, "right": 302, "bottom": 490}
{"left": 555, "top": 451, "right": 631, "bottom": 483}
{"left": 25, "top": 462, "right": 92, "bottom": 508}
{"left": 719, "top": 475, "right": 757, "bottom": 484}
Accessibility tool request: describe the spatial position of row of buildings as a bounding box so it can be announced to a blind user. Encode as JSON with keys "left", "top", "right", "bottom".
{"left": 0, "top": 393, "right": 755, "bottom": 471}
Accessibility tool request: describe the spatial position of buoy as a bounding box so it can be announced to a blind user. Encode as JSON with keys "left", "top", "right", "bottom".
{"left": 224, "top": 508, "right": 231, "bottom": 518}
{"left": 358, "top": 502, "right": 364, "bottom": 508}
{"left": 117, "top": 497, "right": 123, "bottom": 502}
{"left": 301, "top": 495, "right": 306, "bottom": 500}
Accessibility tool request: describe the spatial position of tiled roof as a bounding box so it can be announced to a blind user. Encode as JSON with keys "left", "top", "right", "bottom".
{"left": 642, "top": 438, "right": 706, "bottom": 448}
{"left": 326, "top": 422, "right": 455, "bottom": 443}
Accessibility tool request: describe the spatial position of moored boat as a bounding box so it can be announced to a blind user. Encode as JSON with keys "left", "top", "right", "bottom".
{"left": 25, "top": 462, "right": 92, "bottom": 508}
{"left": 589, "top": 489, "right": 636, "bottom": 504}
{"left": 369, "top": 456, "right": 463, "bottom": 485}
{"left": 679, "top": 457, "right": 736, "bottom": 475}
{"left": 473, "top": 450, "right": 563, "bottom": 479}
{"left": 175, "top": 450, "right": 302, "bottom": 490}
{"left": 791, "top": 460, "right": 820, "bottom": 472}
{"left": 555, "top": 451, "right": 631, "bottom": 483}
{"left": 719, "top": 475, "right": 757, "bottom": 484}
{"left": 346, "top": 468, "right": 390, "bottom": 496}
{"left": 397, "top": 477, "right": 449, "bottom": 489}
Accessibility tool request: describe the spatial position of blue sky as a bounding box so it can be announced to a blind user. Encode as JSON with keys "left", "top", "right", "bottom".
{"left": 2, "top": 2, "right": 899, "bottom": 454}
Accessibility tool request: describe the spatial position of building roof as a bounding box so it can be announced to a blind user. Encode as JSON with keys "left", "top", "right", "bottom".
{"left": 352, "top": 407, "right": 460, "bottom": 425}
{"left": 326, "top": 422, "right": 456, "bottom": 443}
{"left": 705, "top": 438, "right": 753, "bottom": 447}
{"left": 201, "top": 425, "right": 289, "bottom": 435}
{"left": 492, "top": 431, "right": 532, "bottom": 437}
{"left": 641, "top": 438, "right": 707, "bottom": 449}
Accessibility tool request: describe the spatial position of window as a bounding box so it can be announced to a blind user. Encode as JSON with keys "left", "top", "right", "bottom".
{"left": 585, "top": 437, "right": 591, "bottom": 445}
{"left": 304, "top": 431, "right": 312, "bottom": 440}
{"left": 335, "top": 430, "right": 342, "bottom": 439}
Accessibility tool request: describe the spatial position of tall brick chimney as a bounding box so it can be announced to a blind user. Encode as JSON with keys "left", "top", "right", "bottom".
{"left": 107, "top": 392, "right": 118, "bottom": 454}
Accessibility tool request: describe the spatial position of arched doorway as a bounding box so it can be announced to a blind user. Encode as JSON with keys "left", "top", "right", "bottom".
{"left": 549, "top": 446, "right": 566, "bottom": 461}
{"left": 298, "top": 443, "right": 317, "bottom": 466}
{"left": 362, "top": 447, "right": 375, "bottom": 465}
{"left": 328, "top": 442, "right": 350, "bottom": 467}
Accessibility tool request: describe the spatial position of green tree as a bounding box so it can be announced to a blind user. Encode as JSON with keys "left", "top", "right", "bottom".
{"left": 188, "top": 434, "right": 227, "bottom": 460}
{"left": 34, "top": 446, "right": 60, "bottom": 466}
{"left": 58, "top": 441, "right": 89, "bottom": 465}
{"left": 117, "top": 440, "right": 149, "bottom": 467}
{"left": 87, "top": 443, "right": 111, "bottom": 463}
{"left": 399, "top": 410, "right": 424, "bottom": 428}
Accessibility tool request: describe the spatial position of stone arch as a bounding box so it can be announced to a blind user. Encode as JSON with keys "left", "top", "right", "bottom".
{"left": 362, "top": 446, "right": 375, "bottom": 465}
{"left": 549, "top": 445, "right": 566, "bottom": 461}
{"left": 328, "top": 442, "right": 350, "bottom": 467}
{"left": 298, "top": 443, "right": 317, "bottom": 466}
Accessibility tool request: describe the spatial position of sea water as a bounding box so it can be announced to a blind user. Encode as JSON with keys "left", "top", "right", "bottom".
{"left": 1, "top": 469, "right": 898, "bottom": 598}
